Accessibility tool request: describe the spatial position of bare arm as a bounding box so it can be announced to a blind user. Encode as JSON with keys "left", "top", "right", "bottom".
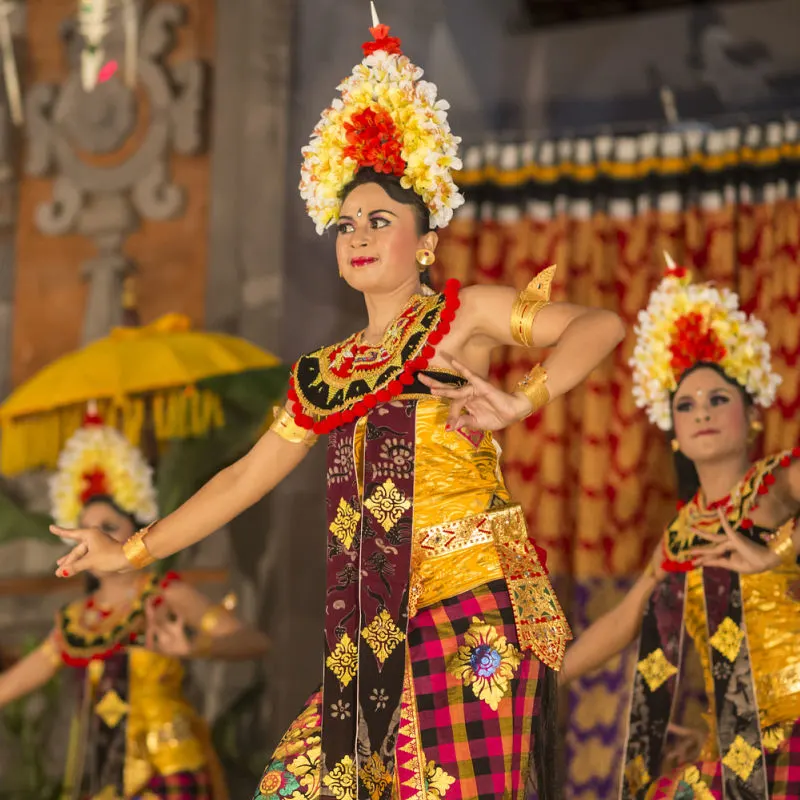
{"left": 560, "top": 549, "right": 663, "bottom": 685}
{"left": 421, "top": 284, "right": 625, "bottom": 430}
{"left": 462, "top": 284, "right": 625, "bottom": 400}
{"left": 53, "top": 425, "right": 312, "bottom": 576}
{"left": 0, "top": 636, "right": 61, "bottom": 708}
{"left": 145, "top": 583, "right": 269, "bottom": 661}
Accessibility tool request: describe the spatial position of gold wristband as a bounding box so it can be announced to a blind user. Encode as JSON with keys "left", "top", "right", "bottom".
{"left": 122, "top": 521, "right": 158, "bottom": 569}
{"left": 767, "top": 519, "right": 796, "bottom": 564}
{"left": 199, "top": 604, "right": 228, "bottom": 635}
{"left": 515, "top": 365, "right": 550, "bottom": 418}
{"left": 509, "top": 265, "right": 557, "bottom": 348}
{"left": 270, "top": 405, "right": 318, "bottom": 448}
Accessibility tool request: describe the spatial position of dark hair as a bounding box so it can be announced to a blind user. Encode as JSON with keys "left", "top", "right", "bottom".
{"left": 339, "top": 169, "right": 434, "bottom": 288}
{"left": 668, "top": 361, "right": 753, "bottom": 502}
{"left": 532, "top": 666, "right": 560, "bottom": 800}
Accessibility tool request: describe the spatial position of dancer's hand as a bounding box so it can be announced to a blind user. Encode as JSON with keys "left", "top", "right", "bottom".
{"left": 663, "top": 723, "right": 706, "bottom": 771}
{"left": 690, "top": 509, "right": 781, "bottom": 574}
{"left": 51, "top": 525, "right": 129, "bottom": 577}
{"left": 145, "top": 598, "right": 192, "bottom": 658}
{"left": 419, "top": 359, "right": 532, "bottom": 432}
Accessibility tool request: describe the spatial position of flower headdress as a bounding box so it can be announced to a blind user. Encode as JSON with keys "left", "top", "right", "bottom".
{"left": 49, "top": 403, "right": 158, "bottom": 528}
{"left": 630, "top": 253, "right": 781, "bottom": 431}
{"left": 300, "top": 2, "right": 464, "bottom": 234}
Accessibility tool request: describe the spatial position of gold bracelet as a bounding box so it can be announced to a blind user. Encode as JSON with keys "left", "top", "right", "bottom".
{"left": 199, "top": 604, "right": 228, "bottom": 635}
{"left": 509, "top": 265, "right": 557, "bottom": 348}
{"left": 270, "top": 405, "right": 318, "bottom": 448}
{"left": 767, "top": 519, "right": 796, "bottom": 564}
{"left": 122, "top": 521, "right": 158, "bottom": 569}
{"left": 515, "top": 365, "right": 550, "bottom": 418}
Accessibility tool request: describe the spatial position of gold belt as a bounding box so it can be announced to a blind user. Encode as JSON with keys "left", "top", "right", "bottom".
{"left": 408, "top": 504, "right": 572, "bottom": 670}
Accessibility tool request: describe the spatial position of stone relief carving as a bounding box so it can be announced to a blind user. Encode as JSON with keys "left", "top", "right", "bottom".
{"left": 25, "top": 2, "right": 205, "bottom": 343}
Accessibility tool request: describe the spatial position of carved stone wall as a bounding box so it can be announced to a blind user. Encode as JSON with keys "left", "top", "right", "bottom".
{"left": 11, "top": 0, "right": 215, "bottom": 386}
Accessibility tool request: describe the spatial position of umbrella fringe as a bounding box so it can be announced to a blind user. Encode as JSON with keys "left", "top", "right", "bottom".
{"left": 0, "top": 390, "right": 227, "bottom": 475}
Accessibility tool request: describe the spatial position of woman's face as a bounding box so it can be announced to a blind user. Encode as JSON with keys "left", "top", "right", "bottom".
{"left": 79, "top": 501, "right": 136, "bottom": 545}
{"left": 671, "top": 366, "right": 753, "bottom": 464}
{"left": 335, "top": 182, "right": 437, "bottom": 294}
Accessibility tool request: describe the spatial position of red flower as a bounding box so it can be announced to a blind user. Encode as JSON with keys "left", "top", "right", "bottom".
{"left": 361, "top": 24, "right": 403, "bottom": 57}
{"left": 669, "top": 311, "right": 726, "bottom": 381}
{"left": 80, "top": 468, "right": 109, "bottom": 504}
{"left": 343, "top": 107, "right": 406, "bottom": 177}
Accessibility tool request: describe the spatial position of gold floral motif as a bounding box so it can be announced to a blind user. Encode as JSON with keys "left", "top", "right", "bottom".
{"left": 326, "top": 633, "right": 358, "bottom": 688}
{"left": 448, "top": 617, "right": 522, "bottom": 711}
{"left": 636, "top": 648, "right": 678, "bottom": 692}
{"left": 762, "top": 722, "right": 793, "bottom": 753}
{"left": 424, "top": 759, "right": 456, "bottom": 799}
{"left": 361, "top": 609, "right": 405, "bottom": 665}
{"left": 709, "top": 617, "right": 745, "bottom": 662}
{"left": 359, "top": 752, "right": 393, "bottom": 800}
{"left": 364, "top": 478, "right": 411, "bottom": 532}
{"left": 322, "top": 754, "right": 357, "bottom": 800}
{"left": 624, "top": 755, "right": 651, "bottom": 795}
{"left": 678, "top": 766, "right": 713, "bottom": 799}
{"left": 287, "top": 744, "right": 322, "bottom": 798}
{"left": 94, "top": 689, "right": 130, "bottom": 728}
{"left": 329, "top": 498, "right": 359, "bottom": 550}
{"left": 722, "top": 735, "right": 761, "bottom": 782}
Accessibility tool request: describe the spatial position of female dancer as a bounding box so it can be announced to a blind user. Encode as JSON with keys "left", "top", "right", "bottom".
{"left": 0, "top": 410, "right": 269, "bottom": 799}
{"left": 51, "top": 12, "right": 624, "bottom": 800}
{"left": 562, "top": 259, "right": 800, "bottom": 799}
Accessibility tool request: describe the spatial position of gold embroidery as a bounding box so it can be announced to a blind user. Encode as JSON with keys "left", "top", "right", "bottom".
{"left": 396, "top": 662, "right": 426, "bottom": 800}
{"left": 424, "top": 759, "right": 456, "bottom": 798}
{"left": 448, "top": 617, "right": 522, "bottom": 711}
{"left": 636, "top": 648, "right": 678, "bottom": 692}
{"left": 294, "top": 291, "right": 448, "bottom": 416}
{"left": 322, "top": 754, "right": 357, "bottom": 800}
{"left": 359, "top": 752, "right": 393, "bottom": 800}
{"left": 722, "top": 735, "right": 761, "bottom": 782}
{"left": 361, "top": 609, "right": 405, "bottom": 665}
{"left": 678, "top": 766, "right": 713, "bottom": 799}
{"left": 491, "top": 505, "right": 572, "bottom": 670}
{"left": 364, "top": 478, "right": 411, "bottom": 532}
{"left": 624, "top": 755, "right": 651, "bottom": 795}
{"left": 709, "top": 617, "right": 745, "bottom": 662}
{"left": 94, "top": 689, "right": 130, "bottom": 728}
{"left": 287, "top": 743, "right": 322, "bottom": 798}
{"left": 762, "top": 722, "right": 794, "bottom": 752}
{"left": 326, "top": 633, "right": 358, "bottom": 687}
{"left": 329, "top": 498, "right": 359, "bottom": 550}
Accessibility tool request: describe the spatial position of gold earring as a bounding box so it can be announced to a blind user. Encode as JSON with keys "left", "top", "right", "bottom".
{"left": 750, "top": 419, "right": 763, "bottom": 433}
{"left": 416, "top": 249, "right": 435, "bottom": 267}
{"left": 671, "top": 438, "right": 680, "bottom": 453}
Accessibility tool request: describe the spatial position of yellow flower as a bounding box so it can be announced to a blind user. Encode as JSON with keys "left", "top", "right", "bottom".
{"left": 448, "top": 617, "right": 522, "bottom": 711}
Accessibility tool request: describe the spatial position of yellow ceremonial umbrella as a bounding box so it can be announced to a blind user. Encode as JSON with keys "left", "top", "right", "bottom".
{"left": 0, "top": 313, "right": 283, "bottom": 475}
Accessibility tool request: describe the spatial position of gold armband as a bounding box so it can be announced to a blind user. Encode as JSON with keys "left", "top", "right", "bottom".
{"left": 515, "top": 365, "right": 550, "bottom": 418}
{"left": 510, "top": 265, "right": 557, "bottom": 348}
{"left": 122, "top": 521, "right": 157, "bottom": 569}
{"left": 40, "top": 636, "right": 63, "bottom": 668}
{"left": 767, "top": 519, "right": 797, "bottom": 564}
{"left": 270, "top": 406, "right": 318, "bottom": 448}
